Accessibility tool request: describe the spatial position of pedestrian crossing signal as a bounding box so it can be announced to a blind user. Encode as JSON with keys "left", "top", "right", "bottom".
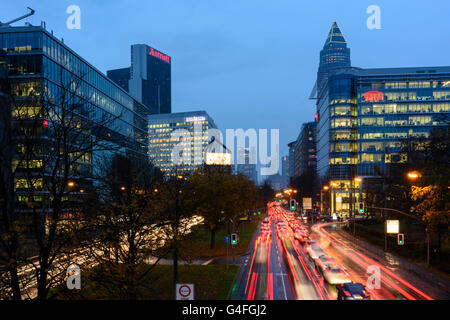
{"left": 398, "top": 233, "right": 404, "bottom": 245}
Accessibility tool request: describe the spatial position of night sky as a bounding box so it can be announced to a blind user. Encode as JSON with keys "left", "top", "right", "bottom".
{"left": 3, "top": 0, "right": 450, "bottom": 176}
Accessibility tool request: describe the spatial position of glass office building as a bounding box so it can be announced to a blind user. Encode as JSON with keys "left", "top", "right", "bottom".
{"left": 292, "top": 121, "right": 317, "bottom": 178}
{"left": 108, "top": 44, "right": 171, "bottom": 115}
{"left": 313, "top": 22, "right": 450, "bottom": 216}
{"left": 148, "top": 111, "right": 217, "bottom": 177}
{"left": 0, "top": 24, "right": 150, "bottom": 212}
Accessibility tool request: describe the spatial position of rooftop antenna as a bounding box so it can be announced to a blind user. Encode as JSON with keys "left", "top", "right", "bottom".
{"left": 0, "top": 7, "right": 35, "bottom": 27}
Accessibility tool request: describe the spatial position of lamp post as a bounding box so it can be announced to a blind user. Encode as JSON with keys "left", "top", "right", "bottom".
{"left": 407, "top": 171, "right": 429, "bottom": 267}
{"left": 321, "top": 185, "right": 329, "bottom": 215}
{"left": 352, "top": 177, "right": 362, "bottom": 235}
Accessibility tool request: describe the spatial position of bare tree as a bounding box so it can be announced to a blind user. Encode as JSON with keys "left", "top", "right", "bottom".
{"left": 0, "top": 61, "right": 125, "bottom": 299}
{"left": 80, "top": 155, "right": 167, "bottom": 299}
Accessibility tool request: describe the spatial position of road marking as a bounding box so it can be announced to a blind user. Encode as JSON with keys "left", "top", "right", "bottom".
{"left": 279, "top": 273, "right": 288, "bottom": 300}
{"left": 202, "top": 258, "right": 214, "bottom": 265}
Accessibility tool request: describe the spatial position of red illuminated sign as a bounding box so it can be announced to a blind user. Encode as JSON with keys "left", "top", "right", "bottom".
{"left": 315, "top": 112, "right": 319, "bottom": 122}
{"left": 149, "top": 47, "right": 170, "bottom": 63}
{"left": 43, "top": 120, "right": 49, "bottom": 128}
{"left": 363, "top": 91, "right": 384, "bottom": 102}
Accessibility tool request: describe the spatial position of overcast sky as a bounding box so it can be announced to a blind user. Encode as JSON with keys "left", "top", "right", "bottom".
{"left": 3, "top": 0, "right": 450, "bottom": 172}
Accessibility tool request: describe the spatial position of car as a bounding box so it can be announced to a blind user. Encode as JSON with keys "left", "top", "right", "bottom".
{"left": 260, "top": 230, "right": 271, "bottom": 240}
{"left": 336, "top": 283, "right": 370, "bottom": 300}
{"left": 306, "top": 244, "right": 325, "bottom": 260}
{"left": 315, "top": 254, "right": 337, "bottom": 272}
{"left": 322, "top": 267, "right": 352, "bottom": 285}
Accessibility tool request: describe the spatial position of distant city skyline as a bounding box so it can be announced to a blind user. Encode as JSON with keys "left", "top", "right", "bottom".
{"left": 3, "top": 0, "right": 450, "bottom": 159}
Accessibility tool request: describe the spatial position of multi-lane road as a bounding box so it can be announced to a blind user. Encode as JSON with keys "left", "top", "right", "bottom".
{"left": 231, "top": 203, "right": 449, "bottom": 300}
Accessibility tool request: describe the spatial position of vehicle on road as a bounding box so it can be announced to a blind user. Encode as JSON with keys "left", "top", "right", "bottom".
{"left": 322, "top": 266, "right": 352, "bottom": 285}
{"left": 336, "top": 283, "right": 370, "bottom": 300}
{"left": 315, "top": 254, "right": 337, "bottom": 272}
{"left": 306, "top": 244, "right": 325, "bottom": 260}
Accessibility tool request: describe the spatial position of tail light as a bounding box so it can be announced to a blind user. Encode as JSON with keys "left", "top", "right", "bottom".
{"left": 344, "top": 291, "right": 351, "bottom": 297}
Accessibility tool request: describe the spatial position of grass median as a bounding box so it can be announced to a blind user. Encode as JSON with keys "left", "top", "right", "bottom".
{"left": 51, "top": 264, "right": 239, "bottom": 300}
{"left": 181, "top": 220, "right": 261, "bottom": 259}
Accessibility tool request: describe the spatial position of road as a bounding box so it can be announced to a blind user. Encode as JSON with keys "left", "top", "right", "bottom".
{"left": 231, "top": 203, "right": 449, "bottom": 300}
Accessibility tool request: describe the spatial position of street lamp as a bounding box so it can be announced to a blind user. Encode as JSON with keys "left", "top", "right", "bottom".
{"left": 67, "top": 181, "right": 75, "bottom": 188}
{"left": 120, "top": 186, "right": 126, "bottom": 191}
{"left": 406, "top": 170, "right": 429, "bottom": 266}
{"left": 321, "top": 186, "right": 329, "bottom": 216}
{"left": 407, "top": 171, "right": 420, "bottom": 180}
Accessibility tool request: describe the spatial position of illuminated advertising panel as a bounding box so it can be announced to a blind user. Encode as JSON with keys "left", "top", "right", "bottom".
{"left": 205, "top": 152, "right": 231, "bottom": 165}
{"left": 149, "top": 47, "right": 170, "bottom": 63}
{"left": 386, "top": 220, "right": 399, "bottom": 234}
{"left": 302, "top": 198, "right": 312, "bottom": 210}
{"left": 363, "top": 90, "right": 384, "bottom": 102}
{"left": 185, "top": 116, "right": 206, "bottom": 122}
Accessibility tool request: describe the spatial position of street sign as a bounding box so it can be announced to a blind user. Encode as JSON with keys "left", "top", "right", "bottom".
{"left": 224, "top": 236, "right": 230, "bottom": 243}
{"left": 176, "top": 283, "right": 194, "bottom": 300}
{"left": 386, "top": 220, "right": 399, "bottom": 234}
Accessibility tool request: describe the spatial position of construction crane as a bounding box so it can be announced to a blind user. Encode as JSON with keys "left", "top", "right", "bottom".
{"left": 0, "top": 7, "right": 35, "bottom": 27}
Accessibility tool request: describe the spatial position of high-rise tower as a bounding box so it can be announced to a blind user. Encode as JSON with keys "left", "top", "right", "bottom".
{"left": 317, "top": 21, "right": 351, "bottom": 91}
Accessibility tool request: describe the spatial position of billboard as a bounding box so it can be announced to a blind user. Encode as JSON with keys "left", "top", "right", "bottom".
{"left": 205, "top": 152, "right": 231, "bottom": 165}
{"left": 302, "top": 198, "right": 312, "bottom": 210}
{"left": 386, "top": 220, "right": 399, "bottom": 234}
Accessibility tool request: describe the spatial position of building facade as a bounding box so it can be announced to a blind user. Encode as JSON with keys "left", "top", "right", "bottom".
{"left": 148, "top": 111, "right": 217, "bottom": 177}
{"left": 236, "top": 147, "right": 257, "bottom": 184}
{"left": 107, "top": 67, "right": 130, "bottom": 92}
{"left": 108, "top": 44, "right": 171, "bottom": 115}
{"left": 281, "top": 155, "right": 289, "bottom": 189}
{"left": 287, "top": 141, "right": 296, "bottom": 183}
{"left": 313, "top": 22, "right": 450, "bottom": 216}
{"left": 292, "top": 121, "right": 317, "bottom": 178}
{"left": 0, "top": 24, "right": 151, "bottom": 214}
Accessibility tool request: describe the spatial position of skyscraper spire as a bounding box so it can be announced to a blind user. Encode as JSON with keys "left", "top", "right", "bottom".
{"left": 316, "top": 21, "right": 351, "bottom": 91}
{"left": 323, "top": 21, "right": 348, "bottom": 48}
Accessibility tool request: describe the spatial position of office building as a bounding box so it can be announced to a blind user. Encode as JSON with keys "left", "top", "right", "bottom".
{"left": 287, "top": 141, "right": 296, "bottom": 183}
{"left": 236, "top": 147, "right": 258, "bottom": 184}
{"left": 0, "top": 23, "right": 151, "bottom": 214}
{"left": 148, "top": 111, "right": 217, "bottom": 177}
{"left": 292, "top": 122, "right": 317, "bottom": 178}
{"left": 107, "top": 67, "right": 130, "bottom": 92}
{"left": 311, "top": 21, "right": 450, "bottom": 215}
{"left": 108, "top": 44, "right": 171, "bottom": 114}
{"left": 281, "top": 155, "right": 289, "bottom": 189}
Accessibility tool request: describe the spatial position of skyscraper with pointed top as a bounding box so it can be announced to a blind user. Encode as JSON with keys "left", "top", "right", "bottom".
{"left": 317, "top": 21, "right": 351, "bottom": 91}
{"left": 311, "top": 20, "right": 450, "bottom": 218}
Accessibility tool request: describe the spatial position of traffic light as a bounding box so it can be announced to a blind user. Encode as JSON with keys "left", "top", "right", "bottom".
{"left": 290, "top": 199, "right": 296, "bottom": 211}
{"left": 231, "top": 233, "right": 238, "bottom": 245}
{"left": 257, "top": 210, "right": 261, "bottom": 215}
{"left": 398, "top": 233, "right": 404, "bottom": 245}
{"left": 358, "top": 202, "right": 364, "bottom": 214}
